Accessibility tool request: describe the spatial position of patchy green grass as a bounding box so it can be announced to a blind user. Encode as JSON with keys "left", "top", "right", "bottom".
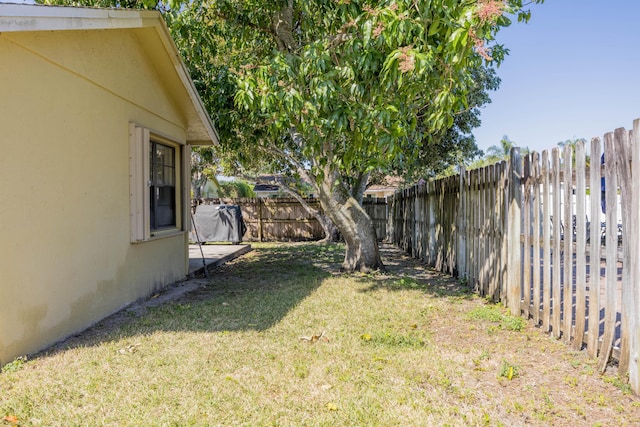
{"left": 1, "top": 242, "right": 639, "bottom": 426}
{"left": 466, "top": 304, "right": 527, "bottom": 332}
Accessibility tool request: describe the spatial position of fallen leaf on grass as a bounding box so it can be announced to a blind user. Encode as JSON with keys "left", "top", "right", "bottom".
{"left": 118, "top": 343, "right": 141, "bottom": 354}
{"left": 300, "top": 331, "right": 328, "bottom": 343}
{"left": 3, "top": 415, "right": 19, "bottom": 424}
{"left": 326, "top": 402, "right": 338, "bottom": 411}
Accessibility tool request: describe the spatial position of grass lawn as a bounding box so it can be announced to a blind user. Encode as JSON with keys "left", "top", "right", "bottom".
{"left": 1, "top": 242, "right": 639, "bottom": 426}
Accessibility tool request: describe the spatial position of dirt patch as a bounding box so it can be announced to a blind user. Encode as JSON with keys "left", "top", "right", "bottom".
{"left": 377, "top": 244, "right": 640, "bottom": 426}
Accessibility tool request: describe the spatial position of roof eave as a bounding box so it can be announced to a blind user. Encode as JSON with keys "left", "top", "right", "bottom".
{"left": 0, "top": 4, "right": 219, "bottom": 146}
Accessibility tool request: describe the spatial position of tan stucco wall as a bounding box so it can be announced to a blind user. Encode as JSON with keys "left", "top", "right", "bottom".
{"left": 0, "top": 28, "right": 191, "bottom": 365}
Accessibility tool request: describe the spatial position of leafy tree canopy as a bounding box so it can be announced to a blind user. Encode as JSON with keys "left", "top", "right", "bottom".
{"left": 41, "top": 0, "right": 544, "bottom": 270}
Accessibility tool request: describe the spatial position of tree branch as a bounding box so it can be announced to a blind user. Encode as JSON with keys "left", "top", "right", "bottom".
{"left": 272, "top": 2, "right": 297, "bottom": 52}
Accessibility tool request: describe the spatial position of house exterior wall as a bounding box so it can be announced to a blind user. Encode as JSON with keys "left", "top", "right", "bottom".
{"left": 0, "top": 28, "right": 191, "bottom": 364}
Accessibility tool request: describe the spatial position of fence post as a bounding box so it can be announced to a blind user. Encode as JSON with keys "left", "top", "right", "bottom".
{"left": 499, "top": 161, "right": 508, "bottom": 302}
{"left": 573, "top": 140, "right": 587, "bottom": 351}
{"left": 507, "top": 148, "right": 522, "bottom": 316}
{"left": 562, "top": 144, "right": 574, "bottom": 343}
{"left": 598, "top": 132, "right": 619, "bottom": 373}
{"left": 629, "top": 119, "right": 640, "bottom": 393}
{"left": 457, "top": 165, "right": 467, "bottom": 280}
{"left": 587, "top": 138, "right": 602, "bottom": 358}
{"left": 257, "top": 197, "right": 263, "bottom": 241}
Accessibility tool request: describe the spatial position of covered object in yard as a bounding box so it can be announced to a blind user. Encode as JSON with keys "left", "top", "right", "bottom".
{"left": 191, "top": 205, "right": 247, "bottom": 244}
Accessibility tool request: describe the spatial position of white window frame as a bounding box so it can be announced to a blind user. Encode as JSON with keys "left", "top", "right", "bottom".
{"left": 129, "top": 123, "right": 184, "bottom": 243}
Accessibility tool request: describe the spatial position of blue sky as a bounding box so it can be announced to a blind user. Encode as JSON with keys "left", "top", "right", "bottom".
{"left": 473, "top": 0, "right": 640, "bottom": 155}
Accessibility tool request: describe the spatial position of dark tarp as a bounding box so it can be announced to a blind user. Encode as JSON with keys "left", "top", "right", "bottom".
{"left": 191, "top": 204, "right": 247, "bottom": 244}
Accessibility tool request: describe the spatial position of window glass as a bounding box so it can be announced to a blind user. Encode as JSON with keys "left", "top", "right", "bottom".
{"left": 149, "top": 140, "right": 176, "bottom": 230}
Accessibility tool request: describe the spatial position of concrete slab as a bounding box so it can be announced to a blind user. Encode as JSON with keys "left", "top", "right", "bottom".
{"left": 188, "top": 243, "right": 252, "bottom": 277}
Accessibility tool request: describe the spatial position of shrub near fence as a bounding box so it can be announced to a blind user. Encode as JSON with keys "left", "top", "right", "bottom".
{"left": 193, "top": 197, "right": 388, "bottom": 242}
{"left": 388, "top": 119, "right": 640, "bottom": 395}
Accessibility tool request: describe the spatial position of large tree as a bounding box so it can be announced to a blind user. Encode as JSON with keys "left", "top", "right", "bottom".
{"left": 207, "top": 0, "right": 542, "bottom": 272}
{"left": 43, "top": 0, "right": 543, "bottom": 271}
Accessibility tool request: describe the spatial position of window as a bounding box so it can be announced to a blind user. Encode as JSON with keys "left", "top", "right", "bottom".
{"left": 129, "top": 123, "right": 183, "bottom": 242}
{"left": 149, "top": 141, "right": 176, "bottom": 230}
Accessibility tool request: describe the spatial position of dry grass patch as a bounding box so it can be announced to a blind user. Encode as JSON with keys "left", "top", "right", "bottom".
{"left": 1, "top": 242, "right": 640, "bottom": 426}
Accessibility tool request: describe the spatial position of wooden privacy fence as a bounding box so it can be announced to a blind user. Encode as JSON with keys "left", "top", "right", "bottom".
{"left": 388, "top": 118, "right": 640, "bottom": 394}
{"left": 193, "top": 197, "right": 388, "bottom": 242}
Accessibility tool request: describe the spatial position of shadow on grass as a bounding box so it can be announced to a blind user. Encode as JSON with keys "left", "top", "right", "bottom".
{"left": 36, "top": 242, "right": 469, "bottom": 360}
{"left": 357, "top": 275, "right": 473, "bottom": 300}
{"left": 36, "top": 243, "right": 343, "bottom": 358}
{"left": 355, "top": 244, "right": 474, "bottom": 300}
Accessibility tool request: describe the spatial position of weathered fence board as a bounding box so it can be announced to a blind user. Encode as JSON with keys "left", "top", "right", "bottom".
{"left": 541, "top": 150, "right": 551, "bottom": 333}
{"left": 598, "top": 133, "right": 619, "bottom": 372}
{"left": 551, "top": 148, "right": 562, "bottom": 338}
{"left": 562, "top": 144, "right": 573, "bottom": 343}
{"left": 523, "top": 155, "right": 532, "bottom": 316}
{"left": 616, "top": 127, "right": 633, "bottom": 373}
{"left": 508, "top": 149, "right": 522, "bottom": 316}
{"left": 629, "top": 119, "right": 640, "bottom": 393}
{"left": 532, "top": 153, "right": 541, "bottom": 325}
{"left": 574, "top": 140, "right": 587, "bottom": 351}
{"left": 587, "top": 137, "right": 602, "bottom": 358}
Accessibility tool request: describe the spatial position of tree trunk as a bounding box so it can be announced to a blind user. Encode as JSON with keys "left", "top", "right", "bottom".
{"left": 272, "top": 2, "right": 295, "bottom": 52}
{"left": 257, "top": 178, "right": 340, "bottom": 242}
{"left": 315, "top": 212, "right": 340, "bottom": 243}
{"left": 285, "top": 188, "right": 339, "bottom": 242}
{"left": 317, "top": 177, "right": 384, "bottom": 272}
{"left": 281, "top": 191, "right": 339, "bottom": 242}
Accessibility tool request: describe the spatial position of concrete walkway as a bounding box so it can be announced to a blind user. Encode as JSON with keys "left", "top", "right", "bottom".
{"left": 188, "top": 243, "right": 252, "bottom": 277}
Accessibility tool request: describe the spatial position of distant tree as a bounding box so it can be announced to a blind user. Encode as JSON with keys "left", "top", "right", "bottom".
{"left": 191, "top": 146, "right": 221, "bottom": 199}
{"left": 484, "top": 135, "right": 516, "bottom": 163}
{"left": 218, "top": 180, "right": 255, "bottom": 198}
{"left": 557, "top": 138, "right": 590, "bottom": 167}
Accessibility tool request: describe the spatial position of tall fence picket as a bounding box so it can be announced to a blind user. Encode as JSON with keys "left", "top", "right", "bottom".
{"left": 598, "top": 132, "right": 619, "bottom": 373}
{"left": 541, "top": 150, "right": 551, "bottom": 333}
{"left": 574, "top": 140, "right": 587, "bottom": 351}
{"left": 587, "top": 137, "right": 602, "bottom": 359}
{"left": 551, "top": 148, "right": 562, "bottom": 338}
{"left": 523, "top": 155, "right": 532, "bottom": 316}
{"left": 629, "top": 119, "right": 640, "bottom": 393}
{"left": 532, "top": 152, "right": 542, "bottom": 325}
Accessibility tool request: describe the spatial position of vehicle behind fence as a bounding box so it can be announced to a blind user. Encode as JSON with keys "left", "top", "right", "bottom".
{"left": 388, "top": 118, "right": 640, "bottom": 394}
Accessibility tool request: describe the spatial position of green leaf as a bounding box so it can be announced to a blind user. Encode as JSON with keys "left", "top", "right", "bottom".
{"left": 449, "top": 27, "right": 465, "bottom": 49}
{"left": 428, "top": 19, "right": 441, "bottom": 36}
{"left": 362, "top": 19, "right": 373, "bottom": 45}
